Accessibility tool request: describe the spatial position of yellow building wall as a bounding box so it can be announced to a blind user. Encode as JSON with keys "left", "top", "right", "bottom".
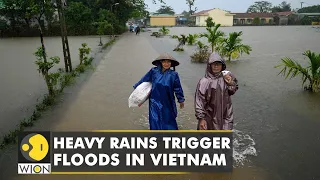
{"left": 195, "top": 9, "right": 234, "bottom": 27}
{"left": 150, "top": 17, "right": 176, "bottom": 26}
{"left": 195, "top": 15, "right": 209, "bottom": 26}
{"left": 208, "top": 9, "right": 234, "bottom": 27}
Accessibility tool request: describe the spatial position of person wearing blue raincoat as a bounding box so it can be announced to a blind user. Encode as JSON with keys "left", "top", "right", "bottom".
{"left": 133, "top": 53, "right": 185, "bottom": 130}
{"left": 129, "top": 25, "right": 134, "bottom": 32}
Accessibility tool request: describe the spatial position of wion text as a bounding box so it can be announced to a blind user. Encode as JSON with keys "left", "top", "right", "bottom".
{"left": 18, "top": 163, "right": 51, "bottom": 174}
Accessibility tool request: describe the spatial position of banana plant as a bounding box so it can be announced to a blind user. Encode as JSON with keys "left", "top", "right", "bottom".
{"left": 200, "top": 23, "right": 225, "bottom": 52}
{"left": 275, "top": 50, "right": 320, "bottom": 92}
{"left": 217, "top": 31, "right": 252, "bottom": 61}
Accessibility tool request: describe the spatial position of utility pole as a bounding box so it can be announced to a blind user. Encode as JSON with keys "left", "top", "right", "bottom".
{"left": 110, "top": 3, "right": 119, "bottom": 39}
{"left": 300, "top": 2, "right": 304, "bottom": 9}
{"left": 55, "top": 0, "right": 72, "bottom": 72}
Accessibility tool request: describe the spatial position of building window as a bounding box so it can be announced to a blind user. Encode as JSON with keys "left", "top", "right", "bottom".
{"left": 247, "top": 19, "right": 252, "bottom": 24}
{"left": 233, "top": 19, "right": 238, "bottom": 24}
{"left": 261, "top": 18, "right": 266, "bottom": 24}
{"left": 240, "top": 19, "right": 245, "bottom": 24}
{"left": 269, "top": 19, "right": 273, "bottom": 24}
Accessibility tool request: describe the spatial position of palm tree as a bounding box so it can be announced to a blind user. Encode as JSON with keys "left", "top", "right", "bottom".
{"left": 217, "top": 31, "right": 252, "bottom": 61}
{"left": 171, "top": 34, "right": 187, "bottom": 51}
{"left": 186, "top": 34, "right": 199, "bottom": 45}
{"left": 275, "top": 50, "right": 320, "bottom": 92}
{"left": 196, "top": 41, "right": 208, "bottom": 50}
{"left": 200, "top": 23, "right": 225, "bottom": 52}
{"left": 205, "top": 17, "right": 215, "bottom": 28}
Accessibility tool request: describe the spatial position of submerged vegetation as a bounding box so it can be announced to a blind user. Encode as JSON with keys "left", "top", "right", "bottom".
{"left": 172, "top": 34, "right": 187, "bottom": 51}
{"left": 191, "top": 41, "right": 211, "bottom": 63}
{"left": 275, "top": 50, "right": 320, "bottom": 92}
{"left": 0, "top": 38, "right": 116, "bottom": 149}
{"left": 191, "top": 17, "right": 252, "bottom": 63}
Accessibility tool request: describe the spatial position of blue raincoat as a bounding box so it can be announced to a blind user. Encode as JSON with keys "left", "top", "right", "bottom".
{"left": 133, "top": 66, "right": 185, "bottom": 130}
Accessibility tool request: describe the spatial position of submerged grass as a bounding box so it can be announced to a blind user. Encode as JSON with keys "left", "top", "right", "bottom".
{"left": 103, "top": 38, "right": 116, "bottom": 49}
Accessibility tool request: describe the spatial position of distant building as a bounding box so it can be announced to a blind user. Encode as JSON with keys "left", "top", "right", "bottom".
{"left": 232, "top": 13, "right": 274, "bottom": 25}
{"left": 296, "top": 13, "right": 320, "bottom": 18}
{"left": 295, "top": 13, "right": 320, "bottom": 25}
{"left": 273, "top": 11, "right": 295, "bottom": 25}
{"left": 175, "top": 14, "right": 188, "bottom": 26}
{"left": 149, "top": 14, "right": 177, "bottom": 27}
{"left": 191, "top": 8, "right": 235, "bottom": 27}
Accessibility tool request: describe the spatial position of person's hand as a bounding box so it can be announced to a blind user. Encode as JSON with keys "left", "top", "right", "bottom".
{"left": 224, "top": 74, "right": 232, "bottom": 84}
{"left": 199, "top": 119, "right": 207, "bottom": 130}
{"left": 179, "top": 102, "right": 184, "bottom": 109}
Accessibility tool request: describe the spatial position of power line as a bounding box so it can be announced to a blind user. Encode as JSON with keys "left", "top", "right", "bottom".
{"left": 304, "top": 2, "right": 315, "bottom": 6}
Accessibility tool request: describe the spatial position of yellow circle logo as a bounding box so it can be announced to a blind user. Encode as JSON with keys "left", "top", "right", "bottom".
{"left": 33, "top": 165, "right": 41, "bottom": 173}
{"left": 20, "top": 133, "right": 49, "bottom": 162}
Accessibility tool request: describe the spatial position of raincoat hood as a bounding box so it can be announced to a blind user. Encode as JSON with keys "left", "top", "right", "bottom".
{"left": 205, "top": 52, "right": 226, "bottom": 78}
{"left": 152, "top": 53, "right": 180, "bottom": 67}
{"left": 195, "top": 52, "right": 238, "bottom": 130}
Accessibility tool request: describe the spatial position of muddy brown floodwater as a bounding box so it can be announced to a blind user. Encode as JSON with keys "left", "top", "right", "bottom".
{"left": 146, "top": 26, "right": 320, "bottom": 180}
{"left": 0, "top": 35, "right": 110, "bottom": 137}
{"left": 0, "top": 26, "right": 320, "bottom": 180}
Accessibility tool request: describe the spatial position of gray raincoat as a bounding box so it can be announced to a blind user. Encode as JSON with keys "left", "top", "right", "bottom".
{"left": 195, "top": 52, "right": 238, "bottom": 130}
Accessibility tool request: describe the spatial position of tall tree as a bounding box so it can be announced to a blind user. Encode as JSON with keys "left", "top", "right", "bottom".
{"left": 0, "top": 0, "right": 156, "bottom": 36}
{"left": 65, "top": 2, "right": 93, "bottom": 35}
{"left": 155, "top": 5, "right": 175, "bottom": 15}
{"left": 129, "top": 0, "right": 149, "bottom": 18}
{"left": 272, "top": 1, "right": 291, "bottom": 12}
{"left": 247, "top": 1, "right": 272, "bottom": 13}
{"left": 186, "top": 0, "right": 197, "bottom": 15}
{"left": 28, "top": 0, "right": 54, "bottom": 29}
{"left": 181, "top": 10, "right": 191, "bottom": 17}
{"left": 298, "top": 5, "right": 320, "bottom": 13}
{"left": 0, "top": 0, "right": 22, "bottom": 29}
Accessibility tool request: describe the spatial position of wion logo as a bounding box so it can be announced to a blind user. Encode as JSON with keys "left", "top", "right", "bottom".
{"left": 18, "top": 131, "right": 51, "bottom": 174}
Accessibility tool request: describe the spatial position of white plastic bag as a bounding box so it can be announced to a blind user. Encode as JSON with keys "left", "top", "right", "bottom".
{"left": 128, "top": 82, "right": 152, "bottom": 108}
{"left": 222, "top": 70, "right": 230, "bottom": 76}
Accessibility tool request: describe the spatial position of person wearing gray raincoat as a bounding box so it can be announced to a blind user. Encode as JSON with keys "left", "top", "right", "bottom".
{"left": 195, "top": 52, "right": 238, "bottom": 130}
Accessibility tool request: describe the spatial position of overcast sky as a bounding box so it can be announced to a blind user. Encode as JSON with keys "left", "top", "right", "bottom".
{"left": 144, "top": 0, "right": 319, "bottom": 14}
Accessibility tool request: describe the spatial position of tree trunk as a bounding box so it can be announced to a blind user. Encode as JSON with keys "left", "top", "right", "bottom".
{"left": 38, "top": 17, "right": 54, "bottom": 96}
{"left": 24, "top": 19, "right": 30, "bottom": 29}
{"left": 175, "top": 41, "right": 184, "bottom": 50}
{"left": 10, "top": 14, "right": 17, "bottom": 34}
{"left": 45, "top": 75, "right": 54, "bottom": 96}
{"left": 80, "top": 53, "right": 83, "bottom": 65}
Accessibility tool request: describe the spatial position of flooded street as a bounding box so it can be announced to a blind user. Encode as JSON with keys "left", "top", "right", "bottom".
{"left": 147, "top": 26, "right": 320, "bottom": 179}
{"left": 0, "top": 26, "right": 320, "bottom": 180}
